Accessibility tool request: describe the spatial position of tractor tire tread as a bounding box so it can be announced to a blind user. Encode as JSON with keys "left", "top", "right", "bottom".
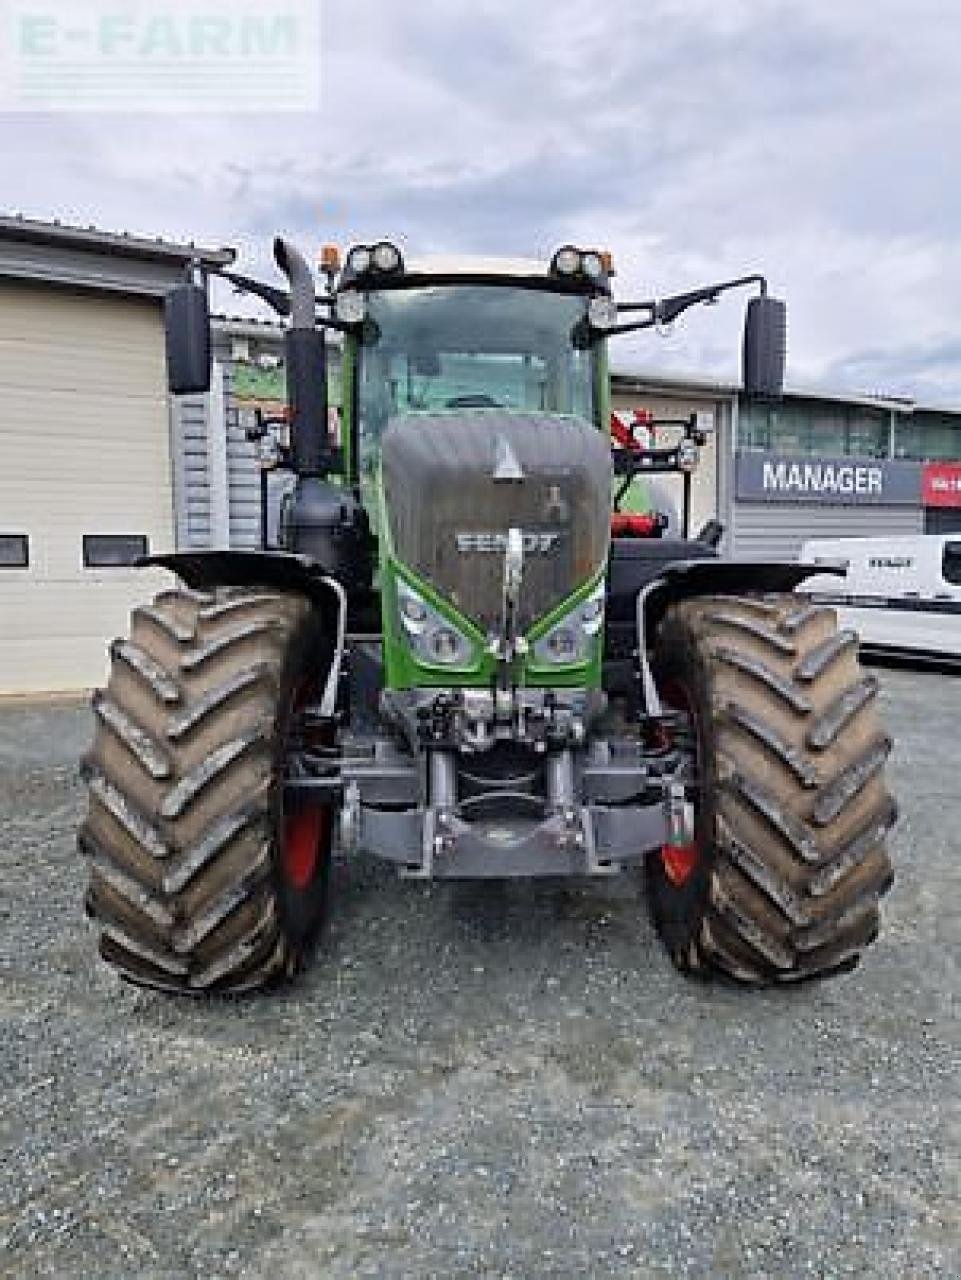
{"left": 649, "top": 592, "right": 894, "bottom": 986}
{"left": 79, "top": 584, "right": 319, "bottom": 994}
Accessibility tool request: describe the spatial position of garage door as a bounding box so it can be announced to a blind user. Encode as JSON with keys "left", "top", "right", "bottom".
{"left": 0, "top": 282, "right": 173, "bottom": 694}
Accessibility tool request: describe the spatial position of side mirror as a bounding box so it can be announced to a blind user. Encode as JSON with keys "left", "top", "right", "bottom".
{"left": 742, "top": 294, "right": 786, "bottom": 399}
{"left": 165, "top": 282, "right": 211, "bottom": 395}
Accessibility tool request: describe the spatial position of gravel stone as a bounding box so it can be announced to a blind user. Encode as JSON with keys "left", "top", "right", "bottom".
{"left": 0, "top": 670, "right": 958, "bottom": 1278}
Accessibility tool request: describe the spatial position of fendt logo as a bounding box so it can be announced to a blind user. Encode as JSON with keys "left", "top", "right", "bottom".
{"left": 455, "top": 531, "right": 562, "bottom": 554}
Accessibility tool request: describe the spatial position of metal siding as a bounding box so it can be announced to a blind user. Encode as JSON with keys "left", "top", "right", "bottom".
{"left": 171, "top": 392, "right": 210, "bottom": 548}
{"left": 223, "top": 363, "right": 262, "bottom": 549}
{"left": 176, "top": 335, "right": 285, "bottom": 555}
{"left": 732, "top": 502, "right": 923, "bottom": 559}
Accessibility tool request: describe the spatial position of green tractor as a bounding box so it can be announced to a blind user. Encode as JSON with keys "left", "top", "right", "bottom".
{"left": 78, "top": 237, "right": 895, "bottom": 993}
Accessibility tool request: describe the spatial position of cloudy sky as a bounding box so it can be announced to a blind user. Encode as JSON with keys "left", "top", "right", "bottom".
{"left": 3, "top": 0, "right": 960, "bottom": 402}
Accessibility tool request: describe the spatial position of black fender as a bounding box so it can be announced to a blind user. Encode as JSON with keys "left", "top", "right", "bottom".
{"left": 635, "top": 557, "right": 847, "bottom": 713}
{"left": 142, "top": 548, "right": 342, "bottom": 612}
{"left": 141, "top": 550, "right": 347, "bottom": 715}
{"left": 639, "top": 557, "right": 846, "bottom": 633}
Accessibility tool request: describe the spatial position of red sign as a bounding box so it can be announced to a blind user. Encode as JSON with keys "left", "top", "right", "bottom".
{"left": 922, "top": 462, "right": 961, "bottom": 508}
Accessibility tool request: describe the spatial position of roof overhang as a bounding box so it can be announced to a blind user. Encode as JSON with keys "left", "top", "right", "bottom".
{"left": 0, "top": 214, "right": 234, "bottom": 300}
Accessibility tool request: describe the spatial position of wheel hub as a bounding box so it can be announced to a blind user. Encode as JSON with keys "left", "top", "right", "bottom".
{"left": 657, "top": 677, "right": 700, "bottom": 887}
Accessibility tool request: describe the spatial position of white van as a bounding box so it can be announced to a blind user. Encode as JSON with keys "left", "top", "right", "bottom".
{"left": 799, "top": 534, "right": 961, "bottom": 665}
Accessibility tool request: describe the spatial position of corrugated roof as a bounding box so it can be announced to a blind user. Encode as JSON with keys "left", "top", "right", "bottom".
{"left": 611, "top": 365, "right": 961, "bottom": 419}
{"left": 0, "top": 212, "right": 234, "bottom": 267}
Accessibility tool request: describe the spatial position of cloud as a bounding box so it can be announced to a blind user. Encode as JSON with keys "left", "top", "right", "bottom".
{"left": 2, "top": 0, "right": 960, "bottom": 401}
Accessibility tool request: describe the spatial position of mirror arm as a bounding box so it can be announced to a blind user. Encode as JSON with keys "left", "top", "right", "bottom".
{"left": 654, "top": 273, "right": 767, "bottom": 324}
{"left": 615, "top": 299, "right": 657, "bottom": 313}
{"left": 221, "top": 269, "right": 291, "bottom": 317}
{"left": 214, "top": 270, "right": 355, "bottom": 333}
{"left": 606, "top": 274, "right": 768, "bottom": 336}
{"left": 597, "top": 313, "right": 658, "bottom": 338}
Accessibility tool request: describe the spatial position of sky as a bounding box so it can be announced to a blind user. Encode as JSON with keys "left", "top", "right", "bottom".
{"left": 2, "top": 0, "right": 960, "bottom": 403}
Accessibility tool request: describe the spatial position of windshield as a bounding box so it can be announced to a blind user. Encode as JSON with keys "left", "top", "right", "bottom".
{"left": 356, "top": 285, "right": 596, "bottom": 477}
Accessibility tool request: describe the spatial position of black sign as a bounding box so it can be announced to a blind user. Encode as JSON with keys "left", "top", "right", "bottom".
{"left": 735, "top": 452, "right": 922, "bottom": 506}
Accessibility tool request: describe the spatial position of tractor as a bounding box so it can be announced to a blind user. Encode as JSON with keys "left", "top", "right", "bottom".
{"left": 78, "top": 237, "right": 895, "bottom": 993}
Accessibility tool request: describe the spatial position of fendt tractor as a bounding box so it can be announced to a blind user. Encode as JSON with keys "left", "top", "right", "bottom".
{"left": 78, "top": 237, "right": 896, "bottom": 993}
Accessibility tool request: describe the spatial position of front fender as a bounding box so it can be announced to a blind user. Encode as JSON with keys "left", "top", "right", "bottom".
{"left": 635, "top": 557, "right": 847, "bottom": 713}
{"left": 141, "top": 549, "right": 334, "bottom": 601}
{"left": 141, "top": 550, "right": 347, "bottom": 716}
{"left": 640, "top": 557, "right": 846, "bottom": 633}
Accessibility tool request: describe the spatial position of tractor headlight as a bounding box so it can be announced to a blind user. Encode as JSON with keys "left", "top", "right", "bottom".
{"left": 346, "top": 244, "right": 372, "bottom": 275}
{"left": 550, "top": 245, "right": 610, "bottom": 284}
{"left": 334, "top": 289, "right": 366, "bottom": 324}
{"left": 371, "top": 240, "right": 403, "bottom": 273}
{"left": 587, "top": 295, "right": 618, "bottom": 330}
{"left": 396, "top": 578, "right": 474, "bottom": 667}
{"left": 551, "top": 245, "right": 581, "bottom": 276}
{"left": 581, "top": 250, "right": 604, "bottom": 281}
{"left": 531, "top": 581, "right": 605, "bottom": 666}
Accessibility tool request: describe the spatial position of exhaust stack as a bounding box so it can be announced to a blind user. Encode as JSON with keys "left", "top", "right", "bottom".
{"left": 273, "top": 236, "right": 329, "bottom": 477}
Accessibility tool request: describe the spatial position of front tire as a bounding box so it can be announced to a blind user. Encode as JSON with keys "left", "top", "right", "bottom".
{"left": 647, "top": 593, "right": 896, "bottom": 985}
{"left": 79, "top": 585, "right": 335, "bottom": 994}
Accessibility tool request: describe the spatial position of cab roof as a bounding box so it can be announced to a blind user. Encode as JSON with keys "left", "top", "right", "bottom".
{"left": 402, "top": 253, "right": 550, "bottom": 279}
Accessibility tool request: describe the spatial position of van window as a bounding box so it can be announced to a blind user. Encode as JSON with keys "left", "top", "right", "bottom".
{"left": 943, "top": 542, "right": 961, "bottom": 586}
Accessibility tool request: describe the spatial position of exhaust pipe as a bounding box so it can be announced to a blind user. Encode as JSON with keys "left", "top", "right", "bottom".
{"left": 273, "top": 236, "right": 315, "bottom": 330}
{"left": 273, "top": 236, "right": 328, "bottom": 476}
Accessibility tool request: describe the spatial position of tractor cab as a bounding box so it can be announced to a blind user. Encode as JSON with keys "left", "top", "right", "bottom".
{"left": 330, "top": 245, "right": 612, "bottom": 487}
{"left": 320, "top": 244, "right": 617, "bottom": 691}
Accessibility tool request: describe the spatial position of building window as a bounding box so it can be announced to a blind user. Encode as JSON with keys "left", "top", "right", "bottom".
{"left": 739, "top": 399, "right": 889, "bottom": 458}
{"left": 82, "top": 534, "right": 149, "bottom": 568}
{"left": 846, "top": 409, "right": 889, "bottom": 459}
{"left": 738, "top": 400, "right": 773, "bottom": 450}
{"left": 893, "top": 412, "right": 961, "bottom": 461}
{"left": 0, "top": 534, "right": 29, "bottom": 568}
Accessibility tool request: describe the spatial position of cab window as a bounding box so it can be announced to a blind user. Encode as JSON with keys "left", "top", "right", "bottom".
{"left": 357, "top": 284, "right": 596, "bottom": 480}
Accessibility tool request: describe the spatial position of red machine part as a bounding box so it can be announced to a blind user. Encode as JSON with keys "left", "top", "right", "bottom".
{"left": 610, "top": 407, "right": 655, "bottom": 451}
{"left": 611, "top": 512, "right": 665, "bottom": 538}
{"left": 610, "top": 410, "right": 665, "bottom": 539}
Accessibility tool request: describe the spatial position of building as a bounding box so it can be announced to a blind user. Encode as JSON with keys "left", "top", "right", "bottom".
{"left": 612, "top": 372, "right": 961, "bottom": 555}
{"left": 0, "top": 216, "right": 233, "bottom": 694}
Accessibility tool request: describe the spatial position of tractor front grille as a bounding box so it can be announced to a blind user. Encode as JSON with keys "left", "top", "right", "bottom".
{"left": 381, "top": 411, "right": 612, "bottom": 634}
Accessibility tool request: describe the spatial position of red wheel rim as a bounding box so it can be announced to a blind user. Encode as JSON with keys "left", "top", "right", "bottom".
{"left": 661, "top": 840, "right": 699, "bottom": 887}
{"left": 280, "top": 677, "right": 330, "bottom": 891}
{"left": 282, "top": 806, "right": 327, "bottom": 890}
{"left": 658, "top": 677, "right": 700, "bottom": 888}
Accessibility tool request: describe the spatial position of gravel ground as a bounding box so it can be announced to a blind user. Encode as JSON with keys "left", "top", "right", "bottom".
{"left": 0, "top": 669, "right": 958, "bottom": 1278}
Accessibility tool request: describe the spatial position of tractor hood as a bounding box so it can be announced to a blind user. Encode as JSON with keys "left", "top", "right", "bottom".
{"left": 381, "top": 411, "right": 612, "bottom": 633}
